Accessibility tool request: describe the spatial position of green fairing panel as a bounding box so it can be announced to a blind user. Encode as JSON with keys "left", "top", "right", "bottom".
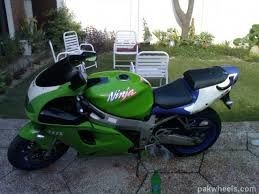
{"left": 85, "top": 71, "right": 154, "bottom": 120}
{"left": 18, "top": 121, "right": 134, "bottom": 155}
{"left": 25, "top": 83, "right": 80, "bottom": 122}
{"left": 57, "top": 122, "right": 134, "bottom": 155}
{"left": 18, "top": 122, "right": 55, "bottom": 149}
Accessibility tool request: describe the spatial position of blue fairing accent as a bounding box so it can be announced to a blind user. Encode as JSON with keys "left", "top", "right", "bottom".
{"left": 222, "top": 65, "right": 240, "bottom": 75}
{"left": 152, "top": 86, "right": 199, "bottom": 116}
{"left": 152, "top": 106, "right": 190, "bottom": 115}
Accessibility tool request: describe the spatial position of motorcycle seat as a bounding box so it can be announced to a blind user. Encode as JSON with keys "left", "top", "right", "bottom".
{"left": 183, "top": 66, "right": 228, "bottom": 90}
{"left": 154, "top": 79, "right": 193, "bottom": 109}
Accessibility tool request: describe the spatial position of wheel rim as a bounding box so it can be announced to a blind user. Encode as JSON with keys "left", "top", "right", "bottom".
{"left": 22, "top": 142, "right": 48, "bottom": 163}
{"left": 21, "top": 141, "right": 63, "bottom": 163}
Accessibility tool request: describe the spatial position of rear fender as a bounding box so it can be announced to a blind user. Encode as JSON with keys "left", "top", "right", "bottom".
{"left": 18, "top": 122, "right": 55, "bottom": 149}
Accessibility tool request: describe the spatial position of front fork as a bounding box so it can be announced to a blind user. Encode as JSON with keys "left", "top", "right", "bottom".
{"left": 18, "top": 122, "right": 56, "bottom": 150}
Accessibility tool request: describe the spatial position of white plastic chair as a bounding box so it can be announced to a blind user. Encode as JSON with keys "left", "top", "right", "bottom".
{"left": 63, "top": 31, "right": 97, "bottom": 69}
{"left": 49, "top": 40, "right": 71, "bottom": 62}
{"left": 130, "top": 51, "right": 169, "bottom": 87}
{"left": 113, "top": 31, "right": 138, "bottom": 69}
{"left": 48, "top": 40, "right": 88, "bottom": 73}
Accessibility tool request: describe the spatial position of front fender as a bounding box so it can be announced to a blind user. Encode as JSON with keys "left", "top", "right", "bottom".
{"left": 18, "top": 122, "right": 55, "bottom": 149}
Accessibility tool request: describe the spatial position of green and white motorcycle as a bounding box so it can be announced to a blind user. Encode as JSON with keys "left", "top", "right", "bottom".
{"left": 8, "top": 52, "right": 239, "bottom": 170}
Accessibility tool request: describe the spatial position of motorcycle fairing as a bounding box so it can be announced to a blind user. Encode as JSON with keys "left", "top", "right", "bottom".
{"left": 153, "top": 65, "right": 239, "bottom": 116}
{"left": 18, "top": 121, "right": 134, "bottom": 155}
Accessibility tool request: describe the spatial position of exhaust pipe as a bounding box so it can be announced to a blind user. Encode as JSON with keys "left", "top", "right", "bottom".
{"left": 157, "top": 134, "right": 202, "bottom": 146}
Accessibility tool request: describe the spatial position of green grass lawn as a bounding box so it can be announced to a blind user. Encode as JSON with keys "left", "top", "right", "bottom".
{"left": 170, "top": 56, "right": 259, "bottom": 121}
{"left": 0, "top": 53, "right": 258, "bottom": 121}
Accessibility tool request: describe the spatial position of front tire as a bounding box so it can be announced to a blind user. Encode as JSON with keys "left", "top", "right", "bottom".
{"left": 161, "top": 108, "right": 221, "bottom": 156}
{"left": 8, "top": 136, "right": 69, "bottom": 170}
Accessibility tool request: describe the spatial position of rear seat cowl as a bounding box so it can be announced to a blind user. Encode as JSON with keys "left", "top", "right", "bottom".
{"left": 183, "top": 66, "right": 228, "bottom": 90}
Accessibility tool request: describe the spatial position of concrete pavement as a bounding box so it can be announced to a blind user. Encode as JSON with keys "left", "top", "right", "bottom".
{"left": 0, "top": 119, "right": 258, "bottom": 194}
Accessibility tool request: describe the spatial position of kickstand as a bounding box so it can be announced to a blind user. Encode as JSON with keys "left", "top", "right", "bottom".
{"left": 135, "top": 151, "right": 148, "bottom": 194}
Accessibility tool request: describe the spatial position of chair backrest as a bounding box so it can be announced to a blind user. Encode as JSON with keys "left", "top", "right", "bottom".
{"left": 115, "top": 31, "right": 137, "bottom": 44}
{"left": 63, "top": 31, "right": 81, "bottom": 53}
{"left": 114, "top": 31, "right": 138, "bottom": 53}
{"left": 135, "top": 51, "right": 169, "bottom": 77}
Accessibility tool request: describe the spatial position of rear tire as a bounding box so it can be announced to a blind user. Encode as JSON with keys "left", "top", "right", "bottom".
{"left": 8, "top": 136, "right": 69, "bottom": 170}
{"left": 162, "top": 108, "right": 221, "bottom": 156}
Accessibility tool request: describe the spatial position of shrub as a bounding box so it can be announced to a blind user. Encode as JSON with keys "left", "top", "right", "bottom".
{"left": 12, "top": 67, "right": 26, "bottom": 80}
{"left": 0, "top": 72, "right": 7, "bottom": 94}
{"left": 248, "top": 24, "right": 259, "bottom": 46}
{"left": 143, "top": 18, "right": 152, "bottom": 43}
{"left": 233, "top": 24, "right": 259, "bottom": 48}
{"left": 43, "top": 7, "right": 82, "bottom": 50}
{"left": 150, "top": 43, "right": 249, "bottom": 60}
{"left": 188, "top": 18, "right": 196, "bottom": 41}
{"left": 194, "top": 32, "right": 215, "bottom": 48}
{"left": 233, "top": 36, "right": 250, "bottom": 48}
{"left": 3, "top": 71, "right": 12, "bottom": 86}
{"left": 0, "top": 81, "right": 6, "bottom": 94}
{"left": 0, "top": 35, "right": 22, "bottom": 66}
{"left": 153, "top": 28, "right": 180, "bottom": 46}
{"left": 84, "top": 26, "right": 115, "bottom": 53}
{"left": 18, "top": 18, "right": 46, "bottom": 53}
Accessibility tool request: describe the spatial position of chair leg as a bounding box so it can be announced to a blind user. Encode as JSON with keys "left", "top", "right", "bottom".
{"left": 113, "top": 53, "right": 116, "bottom": 69}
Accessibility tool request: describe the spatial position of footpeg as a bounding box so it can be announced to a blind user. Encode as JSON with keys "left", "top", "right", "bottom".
{"left": 221, "top": 93, "right": 233, "bottom": 109}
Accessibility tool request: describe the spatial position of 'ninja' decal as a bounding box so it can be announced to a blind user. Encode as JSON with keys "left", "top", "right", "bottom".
{"left": 107, "top": 87, "right": 136, "bottom": 102}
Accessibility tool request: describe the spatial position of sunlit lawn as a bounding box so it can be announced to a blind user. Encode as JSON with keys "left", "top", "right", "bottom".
{"left": 0, "top": 53, "right": 258, "bottom": 121}
{"left": 170, "top": 56, "right": 259, "bottom": 121}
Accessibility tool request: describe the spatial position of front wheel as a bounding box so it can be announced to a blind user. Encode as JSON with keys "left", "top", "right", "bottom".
{"left": 159, "top": 108, "right": 221, "bottom": 156}
{"left": 8, "top": 136, "right": 69, "bottom": 170}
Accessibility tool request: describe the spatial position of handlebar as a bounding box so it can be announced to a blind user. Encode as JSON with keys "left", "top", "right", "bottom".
{"left": 66, "top": 51, "right": 97, "bottom": 67}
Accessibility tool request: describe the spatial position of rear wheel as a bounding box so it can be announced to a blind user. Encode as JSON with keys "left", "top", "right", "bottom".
{"left": 158, "top": 108, "right": 221, "bottom": 156}
{"left": 8, "top": 136, "right": 69, "bottom": 170}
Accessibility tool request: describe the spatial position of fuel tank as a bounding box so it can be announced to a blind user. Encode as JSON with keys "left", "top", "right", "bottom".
{"left": 84, "top": 71, "right": 154, "bottom": 120}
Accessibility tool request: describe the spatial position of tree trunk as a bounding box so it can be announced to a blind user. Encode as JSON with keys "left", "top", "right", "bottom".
{"left": 171, "top": 0, "right": 194, "bottom": 40}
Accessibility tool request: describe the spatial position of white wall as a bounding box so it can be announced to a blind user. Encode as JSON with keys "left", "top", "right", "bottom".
{"left": 57, "top": 0, "right": 65, "bottom": 8}
{"left": 65, "top": 0, "right": 259, "bottom": 43}
{"left": 24, "top": 0, "right": 33, "bottom": 18}
{"left": 4, "top": 0, "right": 15, "bottom": 37}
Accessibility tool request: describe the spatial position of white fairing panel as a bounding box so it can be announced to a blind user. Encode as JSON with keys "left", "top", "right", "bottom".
{"left": 28, "top": 79, "right": 59, "bottom": 102}
{"left": 185, "top": 72, "right": 238, "bottom": 114}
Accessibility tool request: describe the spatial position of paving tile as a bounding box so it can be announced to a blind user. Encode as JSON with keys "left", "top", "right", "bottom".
{"left": 0, "top": 119, "right": 28, "bottom": 130}
{"left": 141, "top": 153, "right": 203, "bottom": 173}
{"left": 248, "top": 122, "right": 259, "bottom": 132}
{"left": 222, "top": 122, "right": 257, "bottom": 133}
{"left": 0, "top": 149, "right": 13, "bottom": 179}
{"left": 138, "top": 173, "right": 217, "bottom": 194}
{"left": 62, "top": 154, "right": 144, "bottom": 194}
{"left": 210, "top": 132, "right": 247, "bottom": 150}
{"left": 0, "top": 129, "right": 18, "bottom": 148}
{"left": 248, "top": 132, "right": 259, "bottom": 157}
{"left": 0, "top": 171, "right": 69, "bottom": 194}
{"left": 200, "top": 150, "right": 259, "bottom": 190}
